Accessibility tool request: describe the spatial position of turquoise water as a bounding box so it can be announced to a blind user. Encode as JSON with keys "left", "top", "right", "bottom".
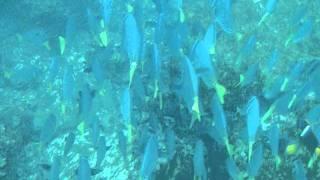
{"left": 0, "top": 0, "right": 320, "bottom": 179}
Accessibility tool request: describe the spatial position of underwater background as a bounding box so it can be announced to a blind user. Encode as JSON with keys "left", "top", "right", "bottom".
{"left": 0, "top": 0, "right": 320, "bottom": 179}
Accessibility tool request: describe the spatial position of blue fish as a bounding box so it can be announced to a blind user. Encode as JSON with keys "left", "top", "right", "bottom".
{"left": 95, "top": 136, "right": 110, "bottom": 168}
{"left": 268, "top": 123, "right": 281, "bottom": 167}
{"left": 62, "top": 65, "right": 75, "bottom": 104}
{"left": 165, "top": 129, "right": 176, "bottom": 160}
{"left": 290, "top": 6, "right": 307, "bottom": 26}
{"left": 79, "top": 83, "right": 93, "bottom": 122}
{"left": 292, "top": 17, "right": 313, "bottom": 44}
{"left": 235, "top": 35, "right": 257, "bottom": 70}
{"left": 120, "top": 88, "right": 133, "bottom": 143}
{"left": 48, "top": 57, "right": 60, "bottom": 83}
{"left": 140, "top": 135, "right": 158, "bottom": 179}
{"left": 9, "top": 64, "right": 40, "bottom": 90}
{"left": 151, "top": 43, "right": 161, "bottom": 98}
{"left": 192, "top": 40, "right": 217, "bottom": 88}
{"left": 179, "top": 55, "right": 201, "bottom": 123}
{"left": 40, "top": 114, "right": 57, "bottom": 145}
{"left": 154, "top": 13, "right": 165, "bottom": 44}
{"left": 239, "top": 63, "right": 259, "bottom": 87}
{"left": 214, "top": 0, "right": 233, "bottom": 33}
{"left": 166, "top": 24, "right": 187, "bottom": 56}
{"left": 293, "top": 159, "right": 308, "bottom": 180}
{"left": 265, "top": 49, "right": 280, "bottom": 73}
{"left": 226, "top": 158, "right": 240, "bottom": 180}
{"left": 120, "top": 87, "right": 131, "bottom": 124}
{"left": 152, "top": 44, "right": 161, "bottom": 80}
{"left": 90, "top": 116, "right": 100, "bottom": 147}
{"left": 246, "top": 96, "right": 260, "bottom": 161}
{"left": 64, "top": 132, "right": 75, "bottom": 156}
{"left": 193, "top": 140, "right": 207, "bottom": 180}
{"left": 87, "top": 8, "right": 99, "bottom": 35}
{"left": 118, "top": 130, "right": 127, "bottom": 161}
{"left": 169, "top": 0, "right": 185, "bottom": 23}
{"left": 100, "top": 0, "right": 113, "bottom": 25}
{"left": 124, "top": 13, "right": 141, "bottom": 86}
{"left": 248, "top": 143, "right": 264, "bottom": 178}
{"left": 65, "top": 15, "right": 77, "bottom": 45}
{"left": 239, "top": 35, "right": 256, "bottom": 59}
{"left": 91, "top": 58, "right": 104, "bottom": 83}
{"left": 77, "top": 157, "right": 91, "bottom": 180}
{"left": 258, "top": 0, "right": 278, "bottom": 25}
{"left": 212, "top": 94, "right": 232, "bottom": 155}
{"left": 306, "top": 105, "right": 320, "bottom": 143}
{"left": 203, "top": 24, "right": 217, "bottom": 54}
{"left": 286, "top": 17, "right": 313, "bottom": 46}
{"left": 263, "top": 76, "right": 285, "bottom": 100}
{"left": 124, "top": 13, "right": 141, "bottom": 62}
{"left": 49, "top": 157, "right": 60, "bottom": 180}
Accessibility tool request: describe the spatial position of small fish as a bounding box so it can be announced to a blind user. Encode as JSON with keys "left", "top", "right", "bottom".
{"left": 193, "top": 140, "right": 207, "bottom": 180}
{"left": 140, "top": 135, "right": 158, "bottom": 179}
{"left": 246, "top": 96, "right": 260, "bottom": 161}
